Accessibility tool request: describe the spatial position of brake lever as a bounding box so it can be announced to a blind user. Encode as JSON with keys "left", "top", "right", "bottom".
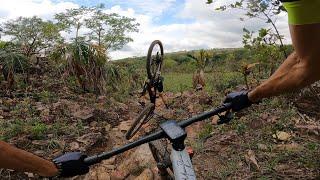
{"left": 217, "top": 111, "right": 234, "bottom": 125}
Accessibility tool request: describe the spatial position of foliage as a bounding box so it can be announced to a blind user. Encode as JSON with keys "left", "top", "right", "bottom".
{"left": 242, "top": 28, "right": 283, "bottom": 76}
{"left": 0, "top": 118, "right": 47, "bottom": 140}
{"left": 0, "top": 42, "right": 29, "bottom": 89}
{"left": 30, "top": 122, "right": 47, "bottom": 140}
{"left": 163, "top": 73, "right": 193, "bottom": 93}
{"left": 162, "top": 58, "right": 178, "bottom": 72}
{"left": 55, "top": 3, "right": 139, "bottom": 52}
{"left": 187, "top": 49, "right": 211, "bottom": 89}
{"left": 85, "top": 8, "right": 139, "bottom": 50}
{"left": 241, "top": 62, "right": 259, "bottom": 89}
{"left": 55, "top": 6, "right": 92, "bottom": 40}
{"left": 187, "top": 49, "right": 210, "bottom": 70}
{"left": 69, "top": 42, "right": 109, "bottom": 93}
{"left": 1, "top": 16, "right": 62, "bottom": 57}
{"left": 213, "top": 72, "right": 244, "bottom": 92}
{"left": 171, "top": 54, "right": 194, "bottom": 65}
{"left": 210, "top": 0, "right": 287, "bottom": 58}
{"left": 51, "top": 41, "right": 111, "bottom": 94}
{"left": 198, "top": 123, "right": 213, "bottom": 140}
{"left": 104, "top": 63, "right": 122, "bottom": 91}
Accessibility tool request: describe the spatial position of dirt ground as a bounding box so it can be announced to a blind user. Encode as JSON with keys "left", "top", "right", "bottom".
{"left": 0, "top": 73, "right": 319, "bottom": 179}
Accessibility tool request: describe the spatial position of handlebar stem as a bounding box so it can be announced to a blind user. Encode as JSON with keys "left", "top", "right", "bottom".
{"left": 84, "top": 103, "right": 232, "bottom": 166}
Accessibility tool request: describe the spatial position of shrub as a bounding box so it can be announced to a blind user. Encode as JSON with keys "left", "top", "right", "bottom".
{"left": 0, "top": 42, "right": 29, "bottom": 89}
{"left": 162, "top": 58, "right": 178, "bottom": 72}
{"left": 213, "top": 72, "right": 244, "bottom": 92}
{"left": 50, "top": 41, "right": 110, "bottom": 94}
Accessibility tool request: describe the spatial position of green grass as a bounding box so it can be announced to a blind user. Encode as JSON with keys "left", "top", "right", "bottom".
{"left": 30, "top": 122, "right": 47, "bottom": 139}
{"left": 163, "top": 73, "right": 193, "bottom": 93}
{"left": 162, "top": 72, "right": 219, "bottom": 93}
{"left": 1, "top": 118, "right": 69, "bottom": 141}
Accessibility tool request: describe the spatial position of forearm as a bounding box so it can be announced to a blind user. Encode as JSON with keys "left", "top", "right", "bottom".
{"left": 249, "top": 52, "right": 320, "bottom": 102}
{"left": 0, "top": 141, "right": 58, "bottom": 177}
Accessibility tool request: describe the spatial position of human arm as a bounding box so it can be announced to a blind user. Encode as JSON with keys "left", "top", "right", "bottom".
{"left": 248, "top": 23, "right": 320, "bottom": 102}
{"left": 0, "top": 141, "right": 58, "bottom": 177}
{"left": 0, "top": 140, "right": 90, "bottom": 177}
{"left": 224, "top": 24, "right": 320, "bottom": 110}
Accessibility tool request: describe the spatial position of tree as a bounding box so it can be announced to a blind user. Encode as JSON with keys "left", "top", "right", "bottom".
{"left": 2, "top": 16, "right": 62, "bottom": 57}
{"left": 208, "top": 0, "right": 287, "bottom": 58}
{"left": 55, "top": 6, "right": 91, "bottom": 41}
{"left": 85, "top": 9, "right": 139, "bottom": 50}
{"left": 41, "top": 21, "right": 64, "bottom": 54}
{"left": 55, "top": 4, "right": 139, "bottom": 50}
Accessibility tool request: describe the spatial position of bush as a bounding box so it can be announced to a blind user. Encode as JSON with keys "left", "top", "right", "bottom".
{"left": 213, "top": 72, "right": 244, "bottom": 92}
{"left": 171, "top": 54, "right": 193, "bottom": 64}
{"left": 0, "top": 42, "right": 29, "bottom": 89}
{"left": 50, "top": 41, "right": 110, "bottom": 94}
{"left": 163, "top": 58, "right": 178, "bottom": 72}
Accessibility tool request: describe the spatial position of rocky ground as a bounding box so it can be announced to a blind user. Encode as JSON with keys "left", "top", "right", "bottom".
{"left": 0, "top": 71, "right": 319, "bottom": 180}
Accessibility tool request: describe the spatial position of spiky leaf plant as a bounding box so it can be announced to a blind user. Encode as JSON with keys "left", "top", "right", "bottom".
{"left": 50, "top": 41, "right": 115, "bottom": 94}
{"left": 0, "top": 42, "right": 28, "bottom": 89}
{"left": 187, "top": 49, "right": 209, "bottom": 89}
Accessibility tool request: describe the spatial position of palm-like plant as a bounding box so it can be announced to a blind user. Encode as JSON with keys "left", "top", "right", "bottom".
{"left": 51, "top": 41, "right": 116, "bottom": 94}
{"left": 187, "top": 49, "right": 209, "bottom": 89}
{"left": 0, "top": 42, "right": 28, "bottom": 89}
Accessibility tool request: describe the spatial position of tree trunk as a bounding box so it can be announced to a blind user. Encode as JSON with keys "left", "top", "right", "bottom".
{"left": 75, "top": 23, "right": 80, "bottom": 42}
{"left": 193, "top": 69, "right": 205, "bottom": 90}
{"left": 98, "top": 30, "right": 101, "bottom": 46}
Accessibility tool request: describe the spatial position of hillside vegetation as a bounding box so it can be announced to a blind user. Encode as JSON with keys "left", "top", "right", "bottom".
{"left": 1, "top": 45, "right": 319, "bottom": 179}
{"left": 0, "top": 1, "right": 319, "bottom": 179}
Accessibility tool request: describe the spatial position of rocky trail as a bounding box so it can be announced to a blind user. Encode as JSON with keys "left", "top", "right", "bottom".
{"left": 0, "top": 72, "right": 319, "bottom": 179}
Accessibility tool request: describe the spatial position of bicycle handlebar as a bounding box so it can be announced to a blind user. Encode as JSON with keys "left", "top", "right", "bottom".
{"left": 84, "top": 102, "right": 232, "bottom": 166}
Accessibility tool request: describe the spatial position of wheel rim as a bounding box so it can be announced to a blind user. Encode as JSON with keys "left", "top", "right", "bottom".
{"left": 130, "top": 113, "right": 150, "bottom": 136}
{"left": 127, "top": 103, "right": 154, "bottom": 139}
{"left": 149, "top": 43, "right": 163, "bottom": 81}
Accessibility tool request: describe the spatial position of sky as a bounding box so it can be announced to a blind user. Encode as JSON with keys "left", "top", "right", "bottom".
{"left": 0, "top": 0, "right": 291, "bottom": 60}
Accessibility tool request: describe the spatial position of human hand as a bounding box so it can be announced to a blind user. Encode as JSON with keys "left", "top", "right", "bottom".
{"left": 53, "top": 152, "right": 89, "bottom": 177}
{"left": 223, "top": 91, "right": 252, "bottom": 112}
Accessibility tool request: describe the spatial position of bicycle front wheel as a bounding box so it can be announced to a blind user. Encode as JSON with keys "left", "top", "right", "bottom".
{"left": 125, "top": 103, "right": 155, "bottom": 140}
{"left": 146, "top": 40, "right": 164, "bottom": 81}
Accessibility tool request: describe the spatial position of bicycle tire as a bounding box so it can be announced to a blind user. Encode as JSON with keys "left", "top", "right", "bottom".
{"left": 148, "top": 140, "right": 173, "bottom": 179}
{"left": 125, "top": 103, "right": 155, "bottom": 140}
{"left": 146, "top": 40, "right": 164, "bottom": 80}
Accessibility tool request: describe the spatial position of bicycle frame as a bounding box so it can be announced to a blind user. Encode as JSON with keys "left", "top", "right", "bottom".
{"left": 171, "top": 148, "right": 196, "bottom": 180}
{"left": 84, "top": 103, "right": 232, "bottom": 179}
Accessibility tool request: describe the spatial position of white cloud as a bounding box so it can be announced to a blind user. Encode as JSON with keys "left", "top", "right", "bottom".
{"left": 0, "top": 0, "right": 78, "bottom": 21}
{"left": 111, "top": 0, "right": 291, "bottom": 59}
{"left": 0, "top": 0, "right": 291, "bottom": 60}
{"left": 108, "top": 0, "right": 176, "bottom": 16}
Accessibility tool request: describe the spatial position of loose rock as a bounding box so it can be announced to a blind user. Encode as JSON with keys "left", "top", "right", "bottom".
{"left": 273, "top": 131, "right": 291, "bottom": 141}
{"left": 135, "top": 168, "right": 154, "bottom": 180}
